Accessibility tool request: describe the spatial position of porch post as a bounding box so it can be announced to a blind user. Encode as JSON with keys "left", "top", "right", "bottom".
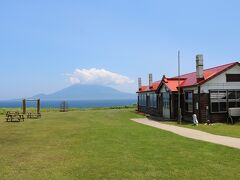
{"left": 37, "top": 99, "right": 40, "bottom": 114}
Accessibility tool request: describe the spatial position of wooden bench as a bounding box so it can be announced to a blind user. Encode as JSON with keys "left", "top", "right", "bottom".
{"left": 27, "top": 112, "right": 41, "bottom": 119}
{"left": 6, "top": 111, "right": 25, "bottom": 122}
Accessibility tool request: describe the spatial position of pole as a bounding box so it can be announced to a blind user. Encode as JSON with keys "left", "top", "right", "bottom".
{"left": 22, "top": 99, "right": 26, "bottom": 114}
{"left": 178, "top": 51, "right": 182, "bottom": 124}
{"left": 37, "top": 99, "right": 40, "bottom": 114}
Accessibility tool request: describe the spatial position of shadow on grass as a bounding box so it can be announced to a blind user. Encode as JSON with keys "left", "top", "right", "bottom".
{"left": 5, "top": 121, "right": 22, "bottom": 123}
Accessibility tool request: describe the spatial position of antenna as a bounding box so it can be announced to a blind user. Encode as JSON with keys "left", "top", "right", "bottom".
{"left": 178, "top": 50, "right": 182, "bottom": 124}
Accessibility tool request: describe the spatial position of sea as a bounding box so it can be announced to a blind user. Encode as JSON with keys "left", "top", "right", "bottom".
{"left": 0, "top": 99, "right": 137, "bottom": 109}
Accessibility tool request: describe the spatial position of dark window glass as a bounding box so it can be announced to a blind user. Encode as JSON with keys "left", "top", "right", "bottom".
{"left": 229, "top": 102, "right": 236, "bottom": 108}
{"left": 210, "top": 90, "right": 228, "bottom": 113}
{"left": 226, "top": 74, "right": 240, "bottom": 82}
{"left": 147, "top": 95, "right": 150, "bottom": 107}
{"left": 185, "top": 92, "right": 193, "bottom": 100}
{"left": 228, "top": 91, "right": 236, "bottom": 99}
{"left": 184, "top": 91, "right": 193, "bottom": 112}
{"left": 219, "top": 91, "right": 227, "bottom": 99}
{"left": 237, "top": 91, "right": 240, "bottom": 99}
{"left": 211, "top": 102, "right": 219, "bottom": 112}
{"left": 210, "top": 90, "right": 240, "bottom": 113}
{"left": 185, "top": 103, "right": 189, "bottom": 112}
{"left": 219, "top": 102, "right": 227, "bottom": 111}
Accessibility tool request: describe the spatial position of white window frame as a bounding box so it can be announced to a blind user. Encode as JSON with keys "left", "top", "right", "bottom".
{"left": 210, "top": 90, "right": 227, "bottom": 113}
{"left": 210, "top": 90, "right": 240, "bottom": 113}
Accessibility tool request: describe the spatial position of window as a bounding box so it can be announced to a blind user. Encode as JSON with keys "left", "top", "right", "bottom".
{"left": 210, "top": 90, "right": 240, "bottom": 113}
{"left": 153, "top": 94, "right": 157, "bottom": 108}
{"left": 210, "top": 90, "right": 227, "bottom": 113}
{"left": 149, "top": 94, "right": 152, "bottom": 107}
{"left": 228, "top": 90, "right": 236, "bottom": 108}
{"left": 138, "top": 95, "right": 141, "bottom": 105}
{"left": 149, "top": 93, "right": 157, "bottom": 108}
{"left": 184, "top": 91, "right": 193, "bottom": 112}
{"left": 147, "top": 94, "right": 150, "bottom": 107}
{"left": 162, "top": 92, "right": 170, "bottom": 109}
{"left": 142, "top": 94, "right": 146, "bottom": 106}
{"left": 226, "top": 74, "right": 240, "bottom": 82}
{"left": 138, "top": 94, "right": 147, "bottom": 106}
{"left": 139, "top": 94, "right": 143, "bottom": 106}
{"left": 138, "top": 94, "right": 141, "bottom": 106}
{"left": 227, "top": 90, "right": 240, "bottom": 108}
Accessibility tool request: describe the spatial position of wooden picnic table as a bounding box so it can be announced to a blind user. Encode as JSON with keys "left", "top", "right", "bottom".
{"left": 27, "top": 112, "right": 41, "bottom": 119}
{"left": 5, "top": 111, "right": 24, "bottom": 122}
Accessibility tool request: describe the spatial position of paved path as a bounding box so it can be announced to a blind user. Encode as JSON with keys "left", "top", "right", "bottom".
{"left": 131, "top": 118, "right": 240, "bottom": 149}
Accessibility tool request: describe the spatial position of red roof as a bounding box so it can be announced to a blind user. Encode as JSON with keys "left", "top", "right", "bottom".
{"left": 162, "top": 78, "right": 186, "bottom": 92}
{"left": 175, "top": 62, "right": 239, "bottom": 87}
{"left": 137, "top": 62, "right": 239, "bottom": 93}
{"left": 137, "top": 81, "right": 161, "bottom": 93}
{"left": 138, "top": 85, "right": 148, "bottom": 92}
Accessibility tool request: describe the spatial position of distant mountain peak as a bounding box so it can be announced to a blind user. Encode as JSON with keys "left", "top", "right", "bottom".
{"left": 31, "top": 84, "right": 136, "bottom": 100}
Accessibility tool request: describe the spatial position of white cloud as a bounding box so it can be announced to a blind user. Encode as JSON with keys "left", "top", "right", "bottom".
{"left": 66, "top": 68, "right": 134, "bottom": 86}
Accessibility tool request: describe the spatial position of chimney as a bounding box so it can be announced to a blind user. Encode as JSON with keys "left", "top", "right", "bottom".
{"left": 196, "top": 54, "right": 204, "bottom": 81}
{"left": 138, "top": 78, "right": 142, "bottom": 89}
{"left": 149, "top": 73, "right": 153, "bottom": 86}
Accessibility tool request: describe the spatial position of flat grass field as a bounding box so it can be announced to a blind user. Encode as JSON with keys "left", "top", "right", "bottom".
{"left": 163, "top": 121, "right": 240, "bottom": 138}
{"left": 0, "top": 109, "right": 240, "bottom": 179}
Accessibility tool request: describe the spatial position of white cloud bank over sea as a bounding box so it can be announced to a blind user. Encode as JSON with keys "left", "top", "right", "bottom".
{"left": 66, "top": 68, "right": 134, "bottom": 87}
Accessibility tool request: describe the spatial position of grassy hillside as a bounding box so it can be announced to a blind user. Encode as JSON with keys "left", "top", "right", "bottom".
{"left": 0, "top": 109, "right": 240, "bottom": 179}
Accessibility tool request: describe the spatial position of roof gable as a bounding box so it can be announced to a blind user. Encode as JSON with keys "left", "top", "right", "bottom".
{"left": 158, "top": 78, "right": 186, "bottom": 92}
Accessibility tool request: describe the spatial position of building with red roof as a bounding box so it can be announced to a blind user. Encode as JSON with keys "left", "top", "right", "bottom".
{"left": 137, "top": 55, "right": 240, "bottom": 123}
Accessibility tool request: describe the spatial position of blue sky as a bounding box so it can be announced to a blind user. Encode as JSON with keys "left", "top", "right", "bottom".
{"left": 0, "top": 0, "right": 240, "bottom": 100}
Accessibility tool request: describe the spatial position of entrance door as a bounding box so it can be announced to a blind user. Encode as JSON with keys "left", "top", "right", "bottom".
{"left": 162, "top": 92, "right": 170, "bottom": 119}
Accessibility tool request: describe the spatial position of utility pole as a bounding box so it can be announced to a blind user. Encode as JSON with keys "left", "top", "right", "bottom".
{"left": 178, "top": 50, "right": 182, "bottom": 124}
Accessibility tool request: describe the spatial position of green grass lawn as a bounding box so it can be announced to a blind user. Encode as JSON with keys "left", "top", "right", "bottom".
{"left": 163, "top": 120, "right": 240, "bottom": 138}
{"left": 0, "top": 109, "right": 240, "bottom": 179}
